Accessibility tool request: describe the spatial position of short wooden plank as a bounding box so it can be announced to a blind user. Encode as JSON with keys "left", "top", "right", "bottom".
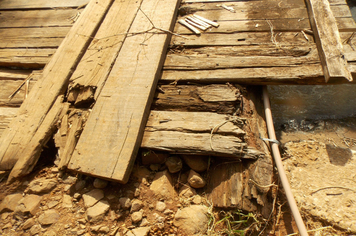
{"left": 0, "top": 9, "right": 82, "bottom": 28}
{"left": 0, "top": 0, "right": 114, "bottom": 171}
{"left": 0, "top": 69, "right": 32, "bottom": 80}
{"left": 171, "top": 32, "right": 314, "bottom": 46}
{"left": 0, "top": 49, "right": 56, "bottom": 68}
{"left": 337, "top": 17, "right": 356, "bottom": 32}
{"left": 68, "top": 0, "right": 144, "bottom": 103}
{"left": 68, "top": 0, "right": 180, "bottom": 183}
{"left": 164, "top": 45, "right": 320, "bottom": 70}
{"left": 161, "top": 64, "right": 326, "bottom": 85}
{"left": 152, "top": 84, "right": 241, "bottom": 114}
{"left": 306, "top": 0, "right": 352, "bottom": 82}
{"left": 0, "top": 0, "right": 88, "bottom": 10}
{"left": 8, "top": 97, "right": 70, "bottom": 181}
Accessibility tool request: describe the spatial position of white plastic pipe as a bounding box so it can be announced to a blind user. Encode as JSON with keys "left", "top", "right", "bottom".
{"left": 262, "top": 86, "right": 308, "bottom": 236}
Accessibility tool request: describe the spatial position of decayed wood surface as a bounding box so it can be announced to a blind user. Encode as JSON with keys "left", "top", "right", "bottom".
{"left": 0, "top": 0, "right": 88, "bottom": 9}
{"left": 305, "top": 0, "right": 352, "bottom": 82}
{"left": 68, "top": 0, "right": 180, "bottom": 183}
{"left": 207, "top": 86, "right": 274, "bottom": 212}
{"left": 152, "top": 84, "right": 240, "bottom": 114}
{"left": 67, "top": 0, "right": 144, "bottom": 104}
{"left": 0, "top": 0, "right": 114, "bottom": 171}
{"left": 8, "top": 97, "right": 69, "bottom": 182}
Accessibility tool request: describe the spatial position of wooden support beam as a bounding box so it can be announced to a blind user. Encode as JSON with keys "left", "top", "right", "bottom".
{"left": 0, "top": 0, "right": 114, "bottom": 171}
{"left": 68, "top": 0, "right": 181, "bottom": 183}
{"left": 305, "top": 0, "right": 352, "bottom": 82}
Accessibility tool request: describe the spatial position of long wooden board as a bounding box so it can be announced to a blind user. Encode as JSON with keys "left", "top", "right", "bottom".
{"left": 68, "top": 0, "right": 180, "bottom": 183}
{"left": 0, "top": 0, "right": 88, "bottom": 10}
{"left": 0, "top": 0, "right": 114, "bottom": 171}
{"left": 305, "top": 0, "right": 352, "bottom": 82}
{"left": 0, "top": 49, "right": 56, "bottom": 68}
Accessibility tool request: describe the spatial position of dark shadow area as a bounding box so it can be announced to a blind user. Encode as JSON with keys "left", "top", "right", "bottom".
{"left": 347, "top": 0, "right": 356, "bottom": 22}
{"left": 325, "top": 144, "right": 353, "bottom": 166}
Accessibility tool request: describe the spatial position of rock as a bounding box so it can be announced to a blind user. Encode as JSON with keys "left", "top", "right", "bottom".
{"left": 173, "top": 205, "right": 209, "bottom": 235}
{"left": 134, "top": 189, "right": 140, "bottom": 198}
{"left": 126, "top": 231, "right": 135, "bottom": 236}
{"left": 99, "top": 226, "right": 110, "bottom": 233}
{"left": 74, "top": 193, "right": 81, "bottom": 200}
{"left": 15, "top": 194, "right": 42, "bottom": 217}
{"left": 187, "top": 170, "right": 206, "bottom": 188}
{"left": 132, "top": 227, "right": 151, "bottom": 236}
{"left": 63, "top": 175, "right": 77, "bottom": 184}
{"left": 2, "top": 222, "right": 12, "bottom": 229}
{"left": 27, "top": 178, "right": 57, "bottom": 194}
{"left": 62, "top": 195, "right": 73, "bottom": 208}
{"left": 93, "top": 178, "right": 108, "bottom": 189}
{"left": 178, "top": 171, "right": 189, "bottom": 184}
{"left": 140, "top": 218, "right": 150, "bottom": 227}
{"left": 119, "top": 197, "right": 132, "bottom": 209}
{"left": 86, "top": 200, "right": 110, "bottom": 223}
{"left": 82, "top": 189, "right": 104, "bottom": 208}
{"left": 132, "top": 166, "right": 151, "bottom": 182}
{"left": 149, "top": 164, "right": 160, "bottom": 171}
{"left": 156, "top": 201, "right": 166, "bottom": 212}
{"left": 47, "top": 200, "right": 59, "bottom": 209}
{"left": 141, "top": 150, "right": 168, "bottom": 165}
{"left": 77, "top": 229, "right": 86, "bottom": 235}
{"left": 130, "top": 199, "right": 144, "bottom": 213}
{"left": 38, "top": 209, "right": 60, "bottom": 225}
{"left": 125, "top": 190, "right": 135, "bottom": 199}
{"left": 0, "top": 193, "right": 22, "bottom": 213}
{"left": 131, "top": 210, "right": 143, "bottom": 223}
{"left": 30, "top": 225, "right": 42, "bottom": 236}
{"left": 182, "top": 155, "right": 208, "bottom": 172}
{"left": 192, "top": 195, "right": 202, "bottom": 205}
{"left": 149, "top": 170, "right": 176, "bottom": 199}
{"left": 43, "top": 230, "right": 57, "bottom": 236}
{"left": 165, "top": 156, "right": 182, "bottom": 173}
{"left": 179, "top": 185, "right": 197, "bottom": 198}
{"left": 75, "top": 180, "right": 86, "bottom": 191}
{"left": 22, "top": 218, "right": 36, "bottom": 230}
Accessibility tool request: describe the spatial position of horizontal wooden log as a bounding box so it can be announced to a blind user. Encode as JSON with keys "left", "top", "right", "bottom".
{"left": 0, "top": 49, "right": 56, "bottom": 68}
{"left": 0, "top": 0, "right": 88, "bottom": 10}
{"left": 164, "top": 45, "right": 319, "bottom": 70}
{"left": 152, "top": 84, "right": 240, "bottom": 114}
{"left": 0, "top": 9, "right": 82, "bottom": 28}
{"left": 171, "top": 32, "right": 314, "bottom": 46}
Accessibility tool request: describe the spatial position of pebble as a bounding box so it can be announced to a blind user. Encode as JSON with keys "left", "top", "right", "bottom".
{"left": 86, "top": 200, "right": 110, "bottom": 223}
{"left": 187, "top": 170, "right": 206, "bottom": 188}
{"left": 149, "top": 170, "right": 177, "bottom": 199}
{"left": 75, "top": 180, "right": 86, "bottom": 191}
{"left": 74, "top": 193, "right": 81, "bottom": 200}
{"left": 131, "top": 210, "right": 143, "bottom": 223}
{"left": 0, "top": 193, "right": 23, "bottom": 213}
{"left": 130, "top": 199, "right": 144, "bottom": 213}
{"left": 47, "top": 200, "right": 59, "bottom": 209}
{"left": 140, "top": 218, "right": 150, "bottom": 227}
{"left": 165, "top": 156, "right": 183, "bottom": 173}
{"left": 149, "top": 164, "right": 160, "bottom": 171}
{"left": 30, "top": 225, "right": 42, "bottom": 235}
{"left": 27, "top": 178, "right": 58, "bottom": 194}
{"left": 22, "top": 218, "right": 36, "bottom": 230}
{"left": 179, "top": 185, "right": 197, "bottom": 198}
{"left": 119, "top": 197, "right": 131, "bottom": 209}
{"left": 38, "top": 209, "right": 60, "bottom": 225}
{"left": 82, "top": 189, "right": 104, "bottom": 208}
{"left": 182, "top": 155, "right": 208, "bottom": 172}
{"left": 156, "top": 201, "right": 166, "bottom": 212}
{"left": 62, "top": 194, "right": 73, "bottom": 208}
{"left": 93, "top": 178, "right": 108, "bottom": 189}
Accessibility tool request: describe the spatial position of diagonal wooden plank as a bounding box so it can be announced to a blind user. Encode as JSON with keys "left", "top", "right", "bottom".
{"left": 0, "top": 0, "right": 114, "bottom": 171}
{"left": 305, "top": 0, "right": 352, "bottom": 82}
{"left": 68, "top": 0, "right": 180, "bottom": 183}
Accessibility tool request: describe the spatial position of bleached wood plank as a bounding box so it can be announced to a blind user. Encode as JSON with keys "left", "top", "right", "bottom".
{"left": 306, "top": 0, "right": 352, "bottom": 82}
{"left": 0, "top": 49, "right": 56, "bottom": 68}
{"left": 68, "top": 0, "right": 180, "bottom": 183}
{"left": 0, "top": 69, "right": 32, "bottom": 80}
{"left": 0, "top": 0, "right": 114, "bottom": 171}
{"left": 0, "top": 0, "right": 88, "bottom": 10}
{"left": 68, "top": 0, "right": 144, "bottom": 103}
{"left": 181, "top": 1, "right": 306, "bottom": 10}
{"left": 0, "top": 9, "right": 82, "bottom": 28}
{"left": 0, "top": 27, "right": 70, "bottom": 39}
{"left": 0, "top": 80, "right": 35, "bottom": 107}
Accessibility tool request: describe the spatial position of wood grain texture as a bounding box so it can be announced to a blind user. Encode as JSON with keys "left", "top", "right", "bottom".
{"left": 0, "top": 49, "right": 56, "bottom": 68}
{"left": 0, "top": 0, "right": 89, "bottom": 10}
{"left": 68, "top": 0, "right": 180, "bottom": 183}
{"left": 0, "top": 0, "right": 114, "bottom": 171}
{"left": 0, "top": 69, "right": 32, "bottom": 80}
{"left": 306, "top": 0, "right": 352, "bottom": 82}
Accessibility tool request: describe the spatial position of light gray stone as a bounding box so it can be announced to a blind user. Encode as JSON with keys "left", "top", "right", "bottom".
{"left": 22, "top": 218, "right": 35, "bottom": 230}
{"left": 62, "top": 195, "right": 73, "bottom": 208}
{"left": 149, "top": 170, "right": 176, "bottom": 199}
{"left": 0, "top": 193, "right": 22, "bottom": 213}
{"left": 38, "top": 209, "right": 60, "bottom": 225}
{"left": 132, "top": 227, "right": 151, "bottom": 236}
{"left": 93, "top": 178, "right": 108, "bottom": 189}
{"left": 155, "top": 201, "right": 166, "bottom": 212}
{"left": 15, "top": 194, "right": 42, "bottom": 217}
{"left": 119, "top": 197, "right": 131, "bottom": 209}
{"left": 165, "top": 156, "right": 182, "bottom": 173}
{"left": 182, "top": 155, "right": 208, "bottom": 172}
{"left": 131, "top": 210, "right": 143, "bottom": 223}
{"left": 27, "top": 178, "right": 57, "bottom": 194}
{"left": 130, "top": 199, "right": 143, "bottom": 213}
{"left": 187, "top": 170, "right": 206, "bottom": 188}
{"left": 82, "top": 189, "right": 104, "bottom": 208}
{"left": 86, "top": 200, "right": 110, "bottom": 223}
{"left": 174, "top": 205, "right": 209, "bottom": 235}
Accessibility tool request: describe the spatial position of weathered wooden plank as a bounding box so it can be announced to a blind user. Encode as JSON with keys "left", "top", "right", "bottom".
{"left": 8, "top": 97, "right": 70, "bottom": 182}
{"left": 0, "top": 49, "right": 56, "bottom": 68}
{"left": 0, "top": 38, "right": 64, "bottom": 49}
{"left": 306, "top": 0, "right": 352, "bottom": 82}
{"left": 0, "top": 80, "right": 36, "bottom": 107}
{"left": 0, "top": 9, "right": 82, "bottom": 28}
{"left": 152, "top": 84, "right": 240, "bottom": 114}
{"left": 0, "top": 27, "right": 70, "bottom": 39}
{"left": 0, "top": 0, "right": 88, "bottom": 10}
{"left": 328, "top": 0, "right": 348, "bottom": 5}
{"left": 0, "top": 0, "right": 114, "bottom": 171}
{"left": 68, "top": 0, "right": 180, "bottom": 183}
{"left": 0, "top": 69, "right": 32, "bottom": 80}
{"left": 161, "top": 64, "right": 326, "bottom": 84}
{"left": 164, "top": 45, "right": 319, "bottom": 70}
{"left": 337, "top": 17, "right": 356, "bottom": 31}
{"left": 183, "top": 0, "right": 305, "bottom": 5}
{"left": 171, "top": 32, "right": 314, "bottom": 46}
{"left": 68, "top": 0, "right": 144, "bottom": 104}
